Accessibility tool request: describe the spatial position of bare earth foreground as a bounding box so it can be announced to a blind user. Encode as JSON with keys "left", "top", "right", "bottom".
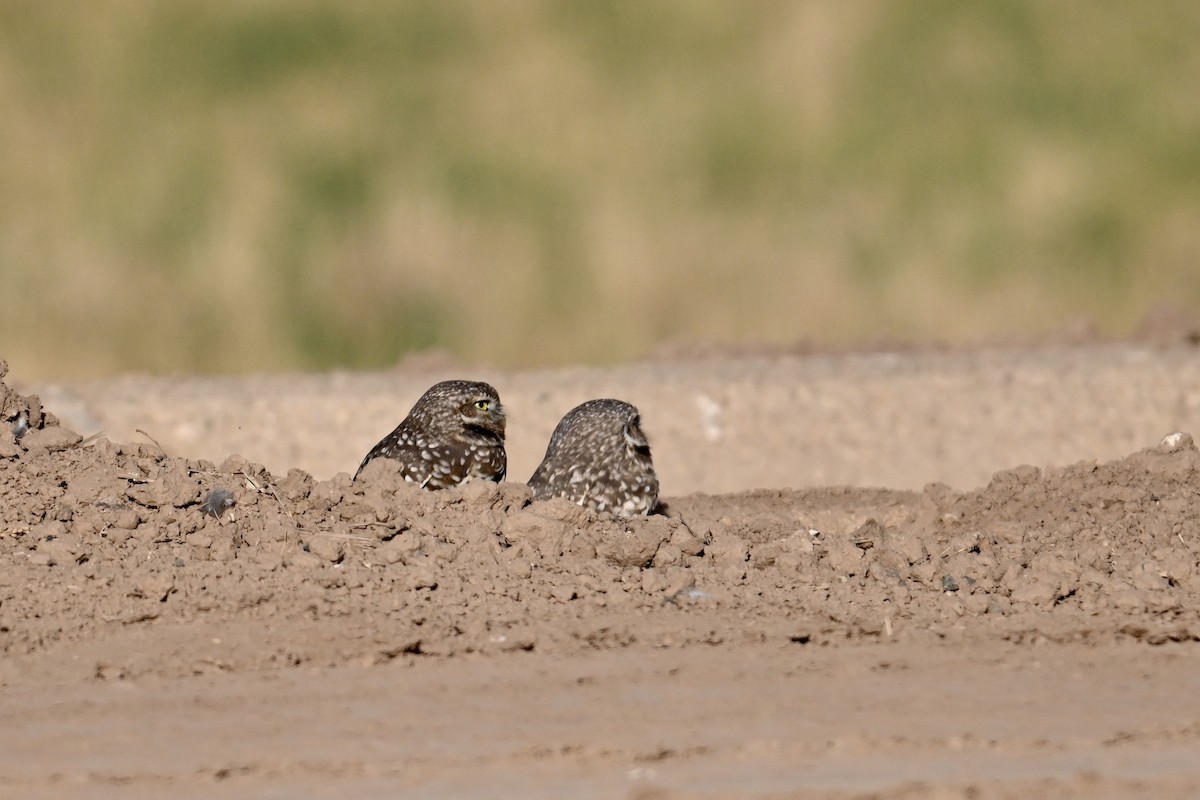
{"left": 4, "top": 344, "right": 1200, "bottom": 799}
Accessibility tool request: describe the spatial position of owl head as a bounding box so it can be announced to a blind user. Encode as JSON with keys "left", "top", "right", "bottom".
{"left": 528, "top": 398, "right": 659, "bottom": 515}
{"left": 410, "top": 379, "right": 506, "bottom": 442}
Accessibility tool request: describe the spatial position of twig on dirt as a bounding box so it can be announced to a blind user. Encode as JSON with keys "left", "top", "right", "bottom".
{"left": 265, "top": 485, "right": 289, "bottom": 517}
{"left": 100, "top": 611, "right": 160, "bottom": 625}
{"left": 135, "top": 428, "right": 167, "bottom": 454}
{"left": 240, "top": 472, "right": 288, "bottom": 515}
{"left": 187, "top": 465, "right": 292, "bottom": 518}
{"left": 78, "top": 431, "right": 106, "bottom": 447}
{"left": 178, "top": 465, "right": 282, "bottom": 527}
{"left": 240, "top": 472, "right": 289, "bottom": 517}
{"left": 308, "top": 530, "right": 375, "bottom": 543}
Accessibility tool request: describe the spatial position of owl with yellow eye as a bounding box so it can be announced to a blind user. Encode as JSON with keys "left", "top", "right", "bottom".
{"left": 354, "top": 379, "right": 507, "bottom": 489}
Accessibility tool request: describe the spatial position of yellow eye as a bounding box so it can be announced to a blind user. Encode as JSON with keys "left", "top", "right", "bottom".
{"left": 474, "top": 400, "right": 490, "bottom": 411}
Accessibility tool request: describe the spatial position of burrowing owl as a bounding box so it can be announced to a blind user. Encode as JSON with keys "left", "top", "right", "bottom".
{"left": 354, "top": 380, "right": 506, "bottom": 488}
{"left": 527, "top": 399, "right": 659, "bottom": 516}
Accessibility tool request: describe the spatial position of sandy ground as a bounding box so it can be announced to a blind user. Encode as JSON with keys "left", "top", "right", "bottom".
{"left": 4, "top": 344, "right": 1200, "bottom": 798}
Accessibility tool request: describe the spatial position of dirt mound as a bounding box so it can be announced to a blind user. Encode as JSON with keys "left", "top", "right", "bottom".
{"left": 912, "top": 433, "right": 1199, "bottom": 640}
{"left": 6, "top": 360, "right": 1200, "bottom": 797}
{"left": 3, "top": 363, "right": 1200, "bottom": 688}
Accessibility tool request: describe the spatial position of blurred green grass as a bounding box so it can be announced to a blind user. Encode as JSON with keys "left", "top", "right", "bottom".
{"left": 2, "top": 0, "right": 1199, "bottom": 379}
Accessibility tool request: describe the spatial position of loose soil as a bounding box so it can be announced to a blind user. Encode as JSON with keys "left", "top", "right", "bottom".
{"left": 3, "top": 346, "right": 1200, "bottom": 799}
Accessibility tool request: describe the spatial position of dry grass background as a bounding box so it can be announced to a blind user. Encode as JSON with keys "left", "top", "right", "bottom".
{"left": 2, "top": 1, "right": 1199, "bottom": 379}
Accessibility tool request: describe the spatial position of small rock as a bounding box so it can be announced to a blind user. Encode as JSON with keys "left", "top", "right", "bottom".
{"left": 112, "top": 508, "right": 141, "bottom": 530}
{"left": 1158, "top": 431, "right": 1194, "bottom": 453}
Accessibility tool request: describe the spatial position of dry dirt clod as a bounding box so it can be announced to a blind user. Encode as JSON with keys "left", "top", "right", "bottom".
{"left": 20, "top": 425, "right": 82, "bottom": 453}
{"left": 134, "top": 575, "right": 175, "bottom": 602}
{"left": 305, "top": 535, "right": 345, "bottom": 564}
{"left": 822, "top": 536, "right": 865, "bottom": 575}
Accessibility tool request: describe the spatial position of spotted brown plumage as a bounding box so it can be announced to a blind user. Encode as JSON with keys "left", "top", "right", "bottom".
{"left": 354, "top": 380, "right": 506, "bottom": 489}
{"left": 527, "top": 398, "right": 659, "bottom": 516}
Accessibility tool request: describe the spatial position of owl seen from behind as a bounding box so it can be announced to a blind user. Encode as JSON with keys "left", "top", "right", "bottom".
{"left": 527, "top": 398, "right": 659, "bottom": 516}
